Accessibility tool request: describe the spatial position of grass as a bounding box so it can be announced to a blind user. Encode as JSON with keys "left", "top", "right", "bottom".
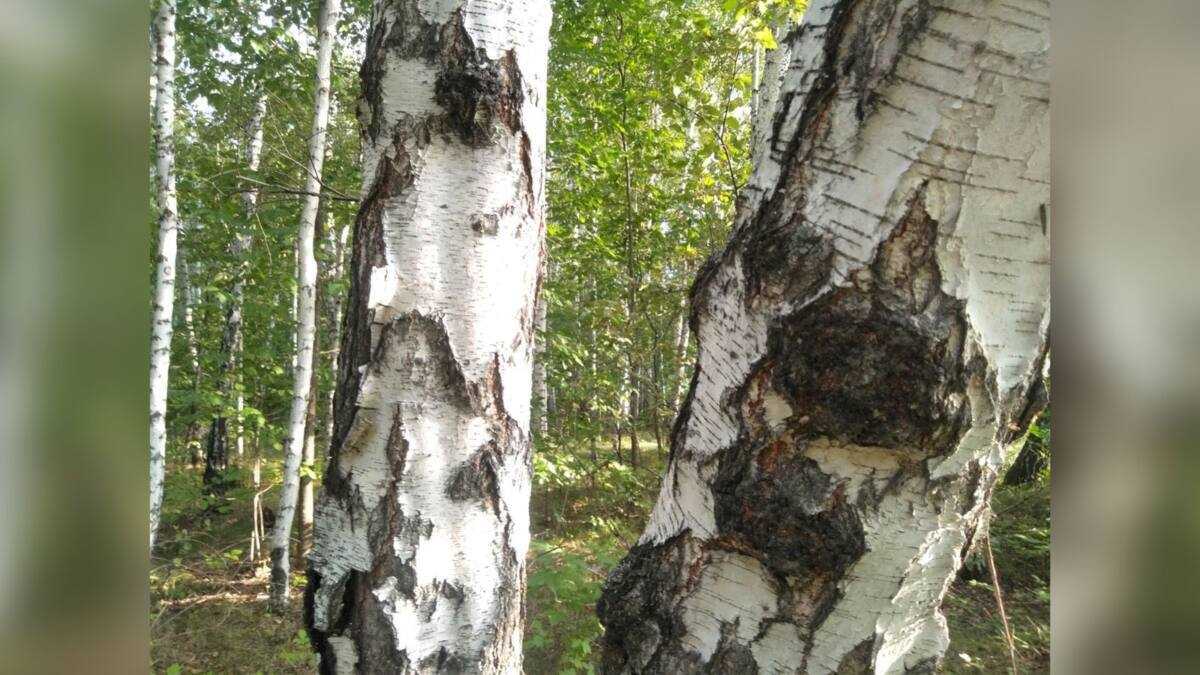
{"left": 151, "top": 464, "right": 316, "bottom": 674}
{"left": 943, "top": 480, "right": 1051, "bottom": 673}
{"left": 151, "top": 441, "right": 1049, "bottom": 673}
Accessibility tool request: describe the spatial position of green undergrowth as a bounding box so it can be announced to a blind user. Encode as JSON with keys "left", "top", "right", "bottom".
{"left": 526, "top": 437, "right": 667, "bottom": 674}
{"left": 151, "top": 441, "right": 1049, "bottom": 673}
{"left": 943, "top": 480, "right": 1051, "bottom": 673}
{"left": 151, "top": 462, "right": 315, "bottom": 674}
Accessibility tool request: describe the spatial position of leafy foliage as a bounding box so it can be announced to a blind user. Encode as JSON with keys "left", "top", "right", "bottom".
{"left": 526, "top": 437, "right": 664, "bottom": 673}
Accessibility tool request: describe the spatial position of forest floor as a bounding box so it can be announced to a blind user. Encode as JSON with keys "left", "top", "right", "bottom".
{"left": 151, "top": 440, "right": 1049, "bottom": 673}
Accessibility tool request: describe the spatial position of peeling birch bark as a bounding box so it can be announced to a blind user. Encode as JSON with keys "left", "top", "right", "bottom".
{"left": 304, "top": 0, "right": 551, "bottom": 671}
{"left": 148, "top": 0, "right": 179, "bottom": 553}
{"left": 270, "top": 0, "right": 342, "bottom": 609}
{"left": 597, "top": 1, "right": 1050, "bottom": 673}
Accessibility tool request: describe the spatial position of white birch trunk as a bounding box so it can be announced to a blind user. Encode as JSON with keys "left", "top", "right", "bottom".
{"left": 301, "top": 352, "right": 319, "bottom": 556}
{"left": 598, "top": 1, "right": 1050, "bottom": 673}
{"left": 236, "top": 96, "right": 266, "bottom": 460}
{"left": 669, "top": 291, "right": 691, "bottom": 414}
{"left": 177, "top": 255, "right": 204, "bottom": 466}
{"left": 305, "top": 1, "right": 551, "bottom": 671}
{"left": 749, "top": 20, "right": 792, "bottom": 173}
{"left": 326, "top": 218, "right": 352, "bottom": 438}
{"left": 532, "top": 266, "right": 549, "bottom": 437}
{"left": 148, "top": 0, "right": 179, "bottom": 553}
{"left": 270, "top": 0, "right": 342, "bottom": 608}
{"left": 206, "top": 96, "right": 266, "bottom": 482}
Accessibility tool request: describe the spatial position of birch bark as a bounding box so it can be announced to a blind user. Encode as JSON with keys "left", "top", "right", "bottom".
{"left": 304, "top": 1, "right": 551, "bottom": 671}
{"left": 204, "top": 98, "right": 266, "bottom": 486}
{"left": 598, "top": 1, "right": 1050, "bottom": 672}
{"left": 149, "top": 0, "right": 179, "bottom": 552}
{"left": 269, "top": 0, "right": 342, "bottom": 609}
{"left": 532, "top": 261, "right": 549, "bottom": 437}
{"left": 669, "top": 291, "right": 690, "bottom": 414}
{"left": 177, "top": 257, "right": 204, "bottom": 468}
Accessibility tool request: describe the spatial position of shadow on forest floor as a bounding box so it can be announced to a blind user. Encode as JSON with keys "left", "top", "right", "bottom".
{"left": 150, "top": 441, "right": 1049, "bottom": 673}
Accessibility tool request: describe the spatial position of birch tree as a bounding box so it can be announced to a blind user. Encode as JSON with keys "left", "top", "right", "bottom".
{"left": 532, "top": 265, "right": 549, "bottom": 437}
{"left": 205, "top": 96, "right": 266, "bottom": 488}
{"left": 597, "top": 1, "right": 1050, "bottom": 672}
{"left": 304, "top": 0, "right": 551, "bottom": 670}
{"left": 269, "top": 0, "right": 342, "bottom": 609}
{"left": 149, "top": 0, "right": 179, "bottom": 553}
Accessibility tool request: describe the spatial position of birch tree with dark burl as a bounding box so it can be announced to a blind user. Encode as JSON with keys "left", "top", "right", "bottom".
{"left": 304, "top": 0, "right": 551, "bottom": 671}
{"left": 597, "top": 0, "right": 1050, "bottom": 672}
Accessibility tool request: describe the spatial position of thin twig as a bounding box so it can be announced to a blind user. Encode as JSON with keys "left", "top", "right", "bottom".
{"left": 985, "top": 533, "right": 1019, "bottom": 675}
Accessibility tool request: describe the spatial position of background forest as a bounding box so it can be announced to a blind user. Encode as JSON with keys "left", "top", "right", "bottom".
{"left": 149, "top": 0, "right": 1050, "bottom": 672}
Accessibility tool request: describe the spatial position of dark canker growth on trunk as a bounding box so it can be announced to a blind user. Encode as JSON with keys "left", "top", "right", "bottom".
{"left": 597, "top": 0, "right": 1050, "bottom": 672}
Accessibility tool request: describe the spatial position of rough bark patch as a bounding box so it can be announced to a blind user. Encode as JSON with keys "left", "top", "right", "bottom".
{"left": 434, "top": 14, "right": 525, "bottom": 144}
{"left": 769, "top": 190, "right": 970, "bottom": 456}
{"left": 597, "top": 534, "right": 701, "bottom": 673}
{"left": 445, "top": 441, "right": 503, "bottom": 517}
{"left": 714, "top": 441, "right": 866, "bottom": 578}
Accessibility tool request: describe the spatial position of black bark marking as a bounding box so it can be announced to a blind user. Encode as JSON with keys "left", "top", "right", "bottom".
{"left": 835, "top": 637, "right": 876, "bottom": 673}
{"left": 445, "top": 441, "right": 503, "bottom": 518}
{"left": 768, "top": 191, "right": 971, "bottom": 456}
{"left": 741, "top": 218, "right": 835, "bottom": 304}
{"left": 714, "top": 438, "right": 866, "bottom": 578}
{"left": 470, "top": 212, "right": 499, "bottom": 235}
{"left": 843, "top": 0, "right": 934, "bottom": 121}
{"left": 418, "top": 646, "right": 468, "bottom": 673}
{"left": 434, "top": 14, "right": 524, "bottom": 145}
{"left": 597, "top": 533, "right": 700, "bottom": 674}
{"left": 707, "top": 622, "right": 759, "bottom": 674}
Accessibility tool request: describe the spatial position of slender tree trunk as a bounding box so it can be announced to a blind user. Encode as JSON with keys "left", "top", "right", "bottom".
{"left": 300, "top": 206, "right": 327, "bottom": 559}
{"left": 204, "top": 97, "right": 266, "bottom": 488}
{"left": 250, "top": 383, "right": 267, "bottom": 563}
{"left": 269, "top": 0, "right": 341, "bottom": 609}
{"left": 177, "top": 258, "right": 204, "bottom": 469}
{"left": 301, "top": 345, "right": 319, "bottom": 557}
{"left": 626, "top": 366, "right": 640, "bottom": 468}
{"left": 651, "top": 349, "right": 666, "bottom": 453}
{"left": 148, "top": 0, "right": 179, "bottom": 553}
{"left": 532, "top": 260, "right": 549, "bottom": 438}
{"left": 305, "top": 2, "right": 551, "bottom": 671}
{"left": 669, "top": 290, "right": 691, "bottom": 415}
{"left": 236, "top": 96, "right": 266, "bottom": 461}
{"left": 325, "top": 217, "right": 351, "bottom": 446}
{"left": 597, "top": 2, "right": 1050, "bottom": 672}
